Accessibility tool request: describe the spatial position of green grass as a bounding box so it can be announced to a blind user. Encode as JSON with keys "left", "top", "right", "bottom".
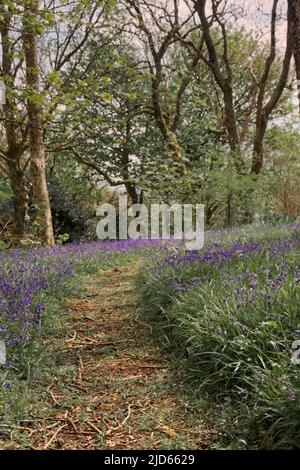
{"left": 0, "top": 255, "right": 219, "bottom": 450}
{"left": 136, "top": 224, "right": 300, "bottom": 449}
{"left": 3, "top": 227, "right": 300, "bottom": 449}
{"left": 0, "top": 252, "right": 139, "bottom": 431}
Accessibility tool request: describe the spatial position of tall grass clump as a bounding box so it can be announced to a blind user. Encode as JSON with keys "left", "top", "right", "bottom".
{"left": 136, "top": 223, "right": 300, "bottom": 448}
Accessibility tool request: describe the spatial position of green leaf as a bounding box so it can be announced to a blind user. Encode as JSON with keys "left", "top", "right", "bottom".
{"left": 0, "top": 181, "right": 12, "bottom": 201}
{"left": 101, "top": 92, "right": 112, "bottom": 103}
{"left": 28, "top": 92, "right": 45, "bottom": 106}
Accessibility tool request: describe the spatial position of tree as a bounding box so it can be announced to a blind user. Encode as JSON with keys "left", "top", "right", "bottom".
{"left": 251, "top": 0, "right": 292, "bottom": 174}
{"left": 191, "top": 0, "right": 293, "bottom": 174}
{"left": 0, "top": 2, "right": 29, "bottom": 244}
{"left": 121, "top": 0, "right": 204, "bottom": 184}
{"left": 23, "top": 0, "right": 54, "bottom": 245}
{"left": 1, "top": 0, "right": 111, "bottom": 244}
{"left": 50, "top": 36, "right": 151, "bottom": 203}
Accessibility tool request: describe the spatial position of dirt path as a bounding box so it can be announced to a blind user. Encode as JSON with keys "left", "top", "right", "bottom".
{"left": 13, "top": 264, "right": 218, "bottom": 450}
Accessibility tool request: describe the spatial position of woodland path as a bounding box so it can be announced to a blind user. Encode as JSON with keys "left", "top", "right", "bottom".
{"left": 8, "top": 264, "right": 218, "bottom": 450}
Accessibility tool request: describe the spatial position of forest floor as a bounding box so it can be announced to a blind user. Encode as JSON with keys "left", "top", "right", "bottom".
{"left": 3, "top": 263, "right": 220, "bottom": 450}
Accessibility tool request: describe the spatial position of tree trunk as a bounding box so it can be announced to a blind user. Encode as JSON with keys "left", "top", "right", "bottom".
{"left": 151, "top": 76, "right": 187, "bottom": 176}
{"left": 251, "top": 114, "right": 268, "bottom": 174}
{"left": 125, "top": 182, "right": 140, "bottom": 205}
{"left": 223, "top": 84, "right": 245, "bottom": 174}
{"left": 223, "top": 85, "right": 240, "bottom": 153}
{"left": 205, "top": 201, "right": 217, "bottom": 226}
{"left": 1, "top": 8, "right": 27, "bottom": 245}
{"left": 166, "top": 130, "right": 185, "bottom": 167}
{"left": 226, "top": 191, "right": 233, "bottom": 227}
{"left": 22, "top": 1, "right": 54, "bottom": 245}
{"left": 2, "top": 116, "right": 28, "bottom": 245}
{"left": 6, "top": 157, "right": 28, "bottom": 244}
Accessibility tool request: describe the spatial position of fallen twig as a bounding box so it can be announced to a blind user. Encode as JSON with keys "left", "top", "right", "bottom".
{"left": 78, "top": 357, "right": 84, "bottom": 382}
{"left": 86, "top": 420, "right": 102, "bottom": 434}
{"left": 50, "top": 390, "right": 61, "bottom": 406}
{"left": 105, "top": 404, "right": 133, "bottom": 435}
{"left": 68, "top": 418, "right": 78, "bottom": 433}
{"left": 43, "top": 424, "right": 67, "bottom": 450}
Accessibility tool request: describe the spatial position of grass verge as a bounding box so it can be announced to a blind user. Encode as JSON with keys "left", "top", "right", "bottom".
{"left": 136, "top": 224, "right": 300, "bottom": 449}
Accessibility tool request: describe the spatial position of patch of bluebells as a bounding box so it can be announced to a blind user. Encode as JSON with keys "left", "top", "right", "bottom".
{"left": 165, "top": 240, "right": 262, "bottom": 269}
{"left": 233, "top": 263, "right": 292, "bottom": 311}
{"left": 287, "top": 387, "right": 298, "bottom": 402}
{"left": 138, "top": 225, "right": 300, "bottom": 445}
{"left": 0, "top": 239, "right": 160, "bottom": 370}
{"left": 171, "top": 277, "right": 202, "bottom": 295}
{"left": 166, "top": 238, "right": 300, "bottom": 270}
{"left": 165, "top": 235, "right": 300, "bottom": 307}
